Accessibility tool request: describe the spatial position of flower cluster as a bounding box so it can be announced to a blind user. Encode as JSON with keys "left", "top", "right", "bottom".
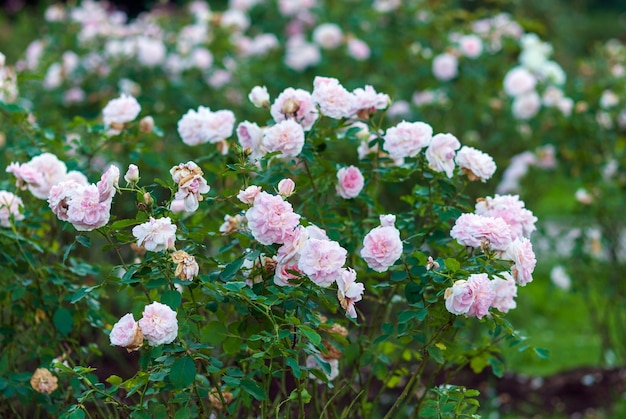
{"left": 110, "top": 301, "right": 178, "bottom": 349}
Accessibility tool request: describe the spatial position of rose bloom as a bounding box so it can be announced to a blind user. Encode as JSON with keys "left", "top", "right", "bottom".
{"left": 245, "top": 191, "right": 301, "bottom": 245}
{"left": 360, "top": 219, "right": 403, "bottom": 273}
{"left": 455, "top": 146, "right": 497, "bottom": 182}
{"left": 132, "top": 217, "right": 177, "bottom": 252}
{"left": 312, "top": 76, "right": 356, "bottom": 119}
{"left": 169, "top": 161, "right": 210, "bottom": 213}
{"left": 236, "top": 121, "right": 266, "bottom": 159}
{"left": 383, "top": 121, "right": 433, "bottom": 160}
{"left": 274, "top": 260, "right": 303, "bottom": 287}
{"left": 276, "top": 225, "right": 309, "bottom": 264}
{"left": 298, "top": 238, "right": 347, "bottom": 287}
{"left": 512, "top": 91, "right": 541, "bottom": 120}
{"left": 138, "top": 302, "right": 178, "bottom": 346}
{"left": 262, "top": 119, "right": 305, "bottom": 158}
{"left": 270, "top": 87, "right": 319, "bottom": 131}
{"left": 171, "top": 250, "right": 199, "bottom": 281}
{"left": 65, "top": 184, "right": 113, "bottom": 231}
{"left": 491, "top": 272, "right": 518, "bottom": 313}
{"left": 503, "top": 237, "right": 536, "bottom": 286}
{"left": 0, "top": 191, "right": 24, "bottom": 227}
{"left": 444, "top": 279, "right": 474, "bottom": 315}
{"left": 347, "top": 37, "right": 370, "bottom": 60}
{"left": 458, "top": 34, "right": 483, "bottom": 58}
{"left": 30, "top": 368, "right": 58, "bottom": 395}
{"left": 450, "top": 213, "right": 513, "bottom": 251}
{"left": 284, "top": 36, "right": 321, "bottom": 72}
{"left": 312, "top": 23, "right": 343, "bottom": 49}
{"left": 102, "top": 93, "right": 141, "bottom": 127}
{"left": 237, "top": 185, "right": 262, "bottom": 204}
{"left": 503, "top": 67, "right": 536, "bottom": 97}
{"left": 109, "top": 313, "right": 143, "bottom": 351}
{"left": 336, "top": 166, "right": 365, "bottom": 199}
{"left": 474, "top": 194, "right": 537, "bottom": 240}
{"left": 248, "top": 85, "right": 270, "bottom": 108}
{"left": 6, "top": 152, "right": 68, "bottom": 199}
{"left": 425, "top": 133, "right": 461, "bottom": 178}
{"left": 465, "top": 273, "right": 495, "bottom": 319}
{"left": 352, "top": 85, "right": 390, "bottom": 118}
{"left": 336, "top": 268, "right": 364, "bottom": 318}
{"left": 177, "top": 106, "right": 236, "bottom": 146}
{"left": 432, "top": 52, "right": 458, "bottom": 81}
{"left": 97, "top": 165, "right": 119, "bottom": 203}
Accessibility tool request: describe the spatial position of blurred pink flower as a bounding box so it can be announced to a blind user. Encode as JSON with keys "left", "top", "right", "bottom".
{"left": 312, "top": 23, "right": 343, "bottom": 49}
{"left": 432, "top": 53, "right": 458, "bottom": 81}
{"left": 177, "top": 106, "right": 235, "bottom": 146}
{"left": 503, "top": 67, "right": 536, "bottom": 97}
{"left": 347, "top": 37, "right": 370, "bottom": 60}
{"left": 102, "top": 93, "right": 141, "bottom": 127}
{"left": 138, "top": 302, "right": 178, "bottom": 346}
{"left": 474, "top": 194, "right": 537, "bottom": 240}
{"left": 336, "top": 166, "right": 364, "bottom": 199}
{"left": 6, "top": 152, "right": 68, "bottom": 199}
{"left": 0, "top": 191, "right": 24, "bottom": 227}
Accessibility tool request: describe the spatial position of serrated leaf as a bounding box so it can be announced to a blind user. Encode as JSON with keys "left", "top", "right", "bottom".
{"left": 170, "top": 356, "right": 196, "bottom": 389}
{"left": 241, "top": 378, "right": 267, "bottom": 401}
{"left": 53, "top": 308, "right": 73, "bottom": 336}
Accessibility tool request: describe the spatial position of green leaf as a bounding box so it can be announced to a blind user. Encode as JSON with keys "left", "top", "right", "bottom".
{"left": 533, "top": 347, "right": 550, "bottom": 359}
{"left": 220, "top": 258, "right": 245, "bottom": 281}
{"left": 427, "top": 345, "right": 444, "bottom": 364}
{"left": 285, "top": 357, "right": 301, "bottom": 378}
{"left": 130, "top": 411, "right": 151, "bottom": 419}
{"left": 405, "top": 281, "right": 422, "bottom": 304}
{"left": 76, "top": 235, "right": 91, "bottom": 248}
{"left": 53, "top": 308, "right": 73, "bottom": 336}
{"left": 299, "top": 326, "right": 321, "bottom": 346}
{"left": 67, "top": 409, "right": 86, "bottom": 419}
{"left": 120, "top": 265, "right": 140, "bottom": 285}
{"left": 151, "top": 404, "right": 168, "bottom": 419}
{"left": 161, "top": 290, "right": 182, "bottom": 310}
{"left": 170, "top": 356, "right": 196, "bottom": 389}
{"left": 241, "top": 378, "right": 267, "bottom": 401}
{"left": 444, "top": 258, "right": 460, "bottom": 272}
{"left": 469, "top": 356, "right": 488, "bottom": 374}
{"left": 68, "top": 285, "right": 99, "bottom": 304}
{"left": 174, "top": 407, "right": 191, "bottom": 419}
{"left": 203, "top": 321, "right": 228, "bottom": 345}
{"left": 106, "top": 375, "right": 123, "bottom": 386}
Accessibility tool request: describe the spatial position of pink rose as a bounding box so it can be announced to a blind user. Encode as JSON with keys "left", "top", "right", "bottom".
{"left": 311, "top": 76, "right": 357, "bottom": 119}
{"left": 274, "top": 260, "right": 303, "bottom": 287}
{"left": 383, "top": 121, "right": 433, "bottom": 160}
{"left": 96, "top": 165, "right": 119, "bottom": 203}
{"left": 465, "top": 274, "right": 495, "bottom": 319}
{"left": 0, "top": 191, "right": 24, "bottom": 227}
{"left": 444, "top": 280, "right": 475, "bottom": 315}
{"left": 336, "top": 166, "right": 364, "bottom": 199}
{"left": 6, "top": 152, "right": 68, "bottom": 199}
{"left": 503, "top": 237, "right": 536, "bottom": 286}
{"left": 109, "top": 313, "right": 143, "bottom": 351}
{"left": 245, "top": 192, "right": 301, "bottom": 245}
{"left": 450, "top": 213, "right": 513, "bottom": 251}
{"left": 177, "top": 106, "right": 235, "bottom": 146}
{"left": 432, "top": 53, "right": 458, "bottom": 81}
{"left": 455, "top": 146, "right": 497, "bottom": 182}
{"left": 263, "top": 119, "right": 305, "bottom": 158}
{"left": 124, "top": 164, "right": 139, "bottom": 184}
{"left": 503, "top": 67, "right": 536, "bottom": 97}
{"left": 491, "top": 272, "right": 518, "bottom": 313}
{"left": 360, "top": 218, "right": 403, "bottom": 272}
{"left": 336, "top": 268, "right": 364, "bottom": 318}
{"left": 132, "top": 217, "right": 177, "bottom": 252}
{"left": 236, "top": 121, "right": 266, "bottom": 159}
{"left": 426, "top": 133, "right": 461, "bottom": 178}
{"left": 237, "top": 185, "right": 262, "bottom": 204}
{"left": 474, "top": 194, "right": 537, "bottom": 240}
{"left": 248, "top": 85, "right": 270, "bottom": 108}
{"left": 298, "top": 238, "right": 347, "bottom": 287}
{"left": 270, "top": 87, "right": 319, "bottom": 131}
{"left": 102, "top": 93, "right": 141, "bottom": 127}
{"left": 138, "top": 302, "right": 178, "bottom": 346}
{"left": 458, "top": 34, "right": 483, "bottom": 58}
{"left": 352, "top": 85, "right": 390, "bottom": 117}
{"left": 347, "top": 37, "right": 370, "bottom": 60}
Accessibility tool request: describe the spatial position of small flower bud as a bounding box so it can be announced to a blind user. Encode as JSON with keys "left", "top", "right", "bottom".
{"left": 248, "top": 85, "right": 270, "bottom": 108}
{"left": 277, "top": 178, "right": 295, "bottom": 197}
{"left": 426, "top": 256, "right": 440, "bottom": 271}
{"left": 143, "top": 192, "right": 154, "bottom": 206}
{"left": 124, "top": 164, "right": 140, "bottom": 184}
